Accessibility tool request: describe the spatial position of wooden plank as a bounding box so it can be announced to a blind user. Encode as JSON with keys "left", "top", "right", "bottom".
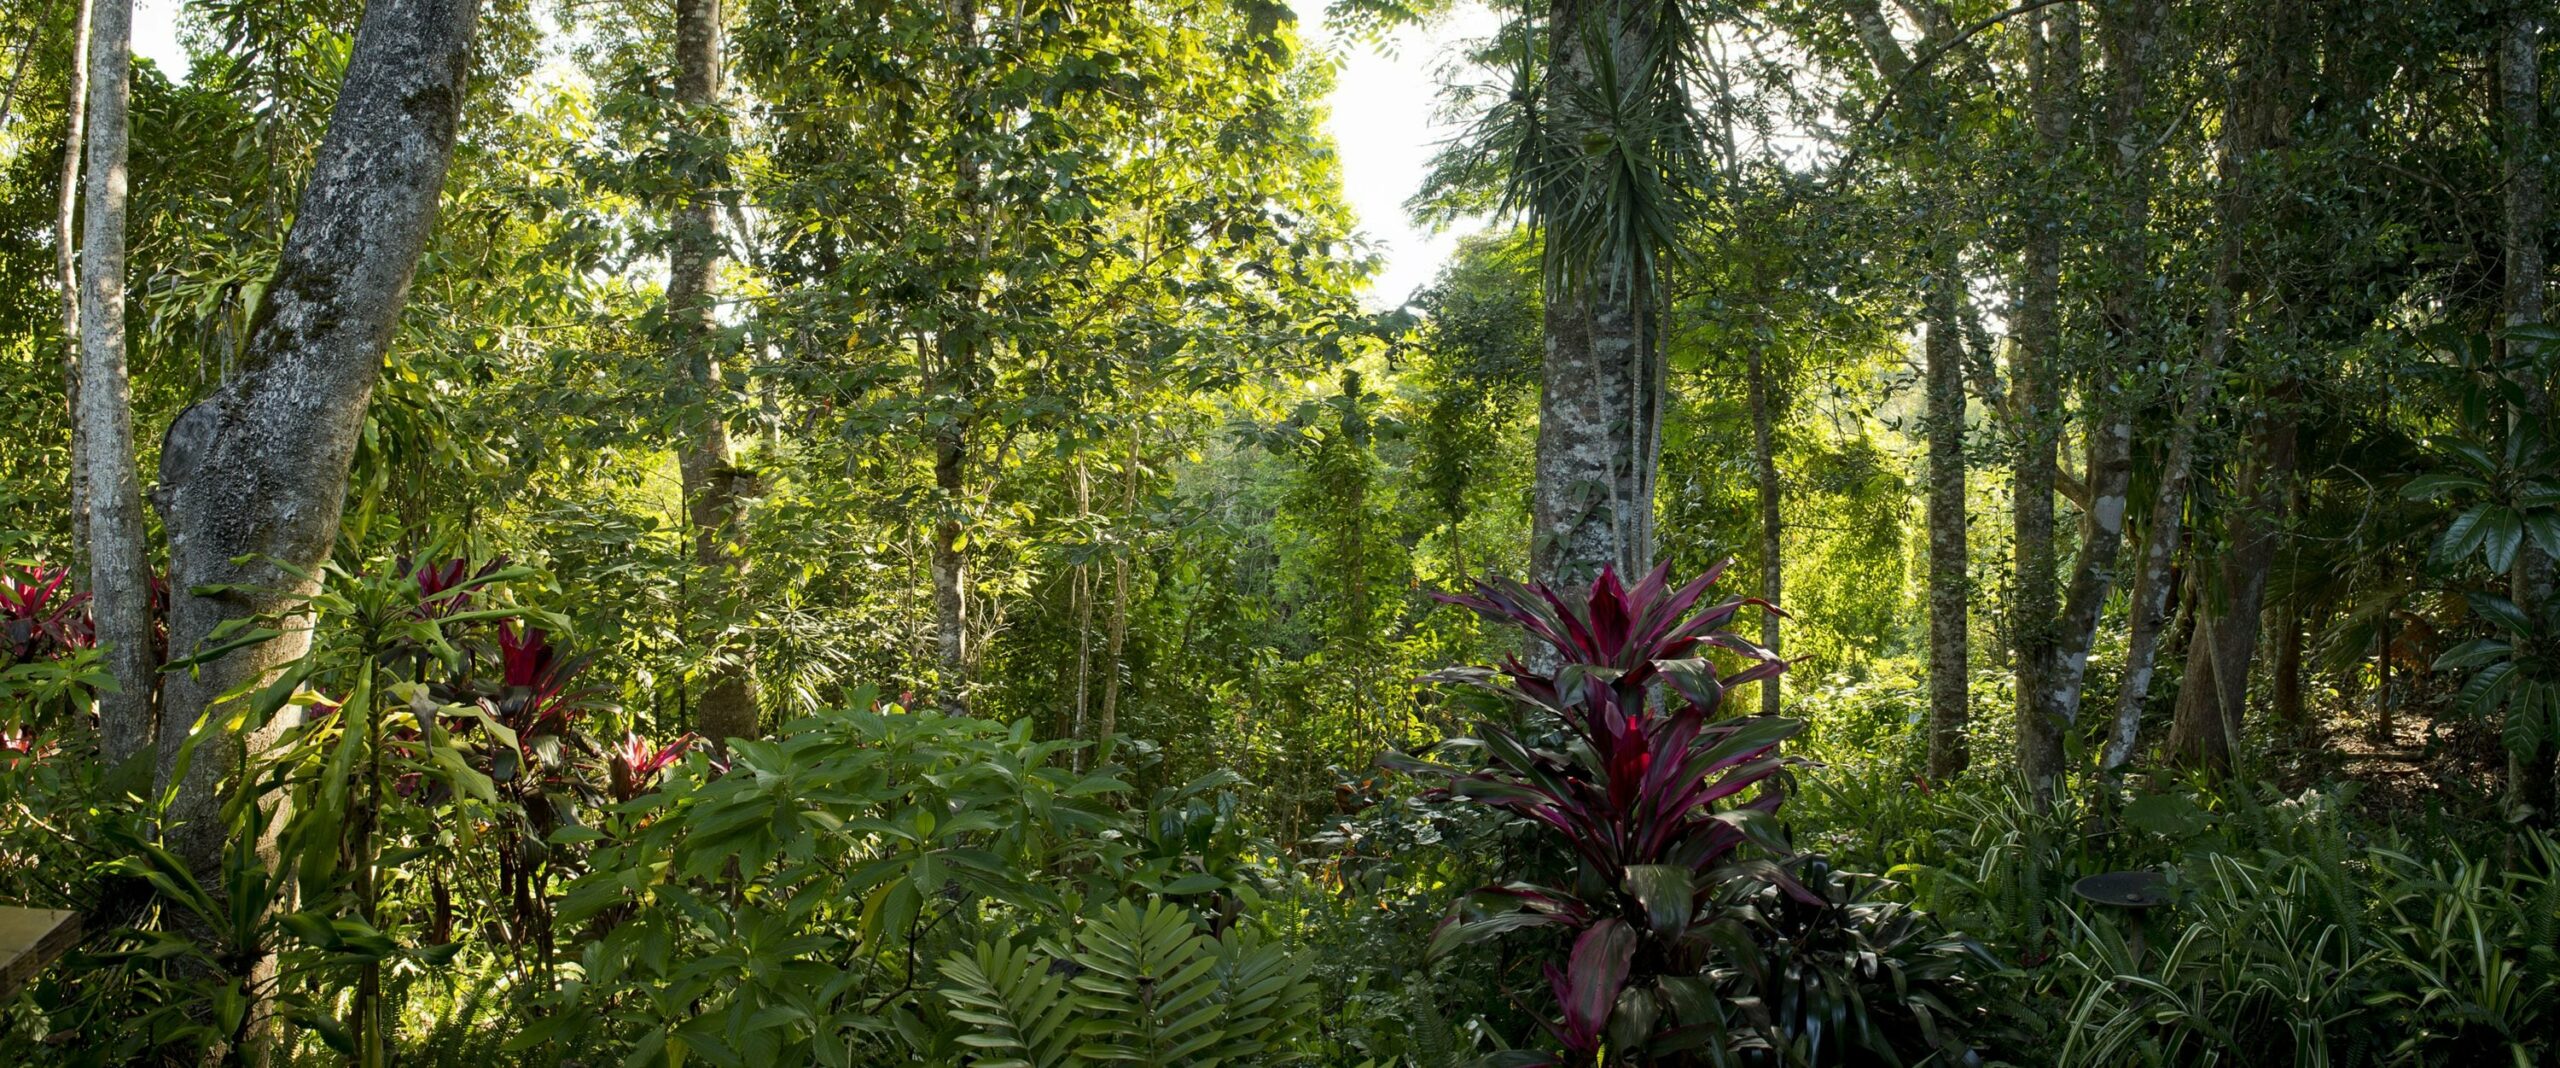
{"left": 0, "top": 907, "right": 81, "bottom": 1000}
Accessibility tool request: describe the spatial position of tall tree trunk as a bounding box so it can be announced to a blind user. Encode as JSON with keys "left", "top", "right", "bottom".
{"left": 2102, "top": 333, "right": 2218, "bottom": 768}
{"left": 1097, "top": 428, "right": 1140, "bottom": 748}
{"left": 2044, "top": 0, "right": 2157, "bottom": 807}
{"left": 1923, "top": 261, "right": 1970, "bottom": 780}
{"left": 1840, "top": 0, "right": 1969, "bottom": 779}
{"left": 931, "top": 390, "right": 969, "bottom": 709}
{"left": 2158, "top": 0, "right": 2316, "bottom": 774}
{"left": 54, "top": 0, "right": 90, "bottom": 594}
{"left": 929, "top": 0, "right": 985, "bottom": 710}
{"left": 2502, "top": 4, "right": 2552, "bottom": 822}
{"left": 2165, "top": 394, "right": 2299, "bottom": 771}
{"left": 1069, "top": 461, "right": 1093, "bottom": 756}
{"left": 1530, "top": 0, "right": 1661, "bottom": 591}
{"left": 668, "top": 0, "right": 757, "bottom": 744}
{"left": 2103, "top": 0, "right": 2290, "bottom": 770}
{"left": 2374, "top": 603, "right": 2394, "bottom": 743}
{"left": 150, "top": 0, "right": 484, "bottom": 873}
{"left": 77, "top": 0, "right": 154, "bottom": 772}
{"left": 2273, "top": 479, "right": 2309, "bottom": 732}
{"left": 2012, "top": 3, "right": 2077, "bottom": 802}
{"left": 1744, "top": 311, "right": 1783, "bottom": 718}
{"left": 1533, "top": 276, "right": 1656, "bottom": 590}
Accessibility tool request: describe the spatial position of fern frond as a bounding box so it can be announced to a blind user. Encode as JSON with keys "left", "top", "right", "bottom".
{"left": 939, "top": 939, "right": 1080, "bottom": 1068}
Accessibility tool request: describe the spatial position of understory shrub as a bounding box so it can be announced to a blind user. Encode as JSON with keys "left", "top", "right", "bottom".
{"left": 520, "top": 702, "right": 1308, "bottom": 1065}
{"left": 1390, "top": 562, "right": 1994, "bottom": 1065}
{"left": 1802, "top": 756, "right": 2560, "bottom": 1068}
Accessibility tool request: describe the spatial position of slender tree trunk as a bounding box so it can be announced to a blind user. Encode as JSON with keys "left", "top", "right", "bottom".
{"left": 1530, "top": 0, "right": 1660, "bottom": 591}
{"left": 668, "top": 0, "right": 757, "bottom": 744}
{"left": 931, "top": 400, "right": 969, "bottom": 709}
{"left": 2103, "top": 0, "right": 2287, "bottom": 769}
{"left": 54, "top": 0, "right": 91, "bottom": 585}
{"left": 1097, "top": 428, "right": 1139, "bottom": 747}
{"left": 2273, "top": 600, "right": 2305, "bottom": 731}
{"left": 150, "top": 0, "right": 484, "bottom": 873}
{"left": 1070, "top": 461, "right": 1092, "bottom": 756}
{"left": 2102, "top": 347, "right": 2216, "bottom": 768}
{"left": 1923, "top": 261, "right": 1970, "bottom": 780}
{"left": 2064, "top": 0, "right": 2153, "bottom": 791}
{"left": 1744, "top": 313, "right": 1783, "bottom": 718}
{"left": 77, "top": 0, "right": 154, "bottom": 771}
{"left": 1841, "top": 0, "right": 1969, "bottom": 779}
{"left": 2273, "top": 477, "right": 2309, "bottom": 733}
{"left": 928, "top": 0, "right": 986, "bottom": 710}
{"left": 2012, "top": 4, "right": 2077, "bottom": 802}
{"left": 2165, "top": 395, "right": 2299, "bottom": 771}
{"left": 2502, "top": 5, "right": 2552, "bottom": 822}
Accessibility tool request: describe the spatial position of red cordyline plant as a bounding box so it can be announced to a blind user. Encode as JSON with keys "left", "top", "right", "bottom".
{"left": 608, "top": 732, "right": 694, "bottom": 802}
{"left": 472, "top": 621, "right": 607, "bottom": 963}
{"left": 1, "top": 565, "right": 94, "bottom": 666}
{"left": 492, "top": 622, "right": 600, "bottom": 754}
{"left": 1386, "top": 561, "right": 1807, "bottom": 1065}
{"left": 403, "top": 555, "right": 508, "bottom": 621}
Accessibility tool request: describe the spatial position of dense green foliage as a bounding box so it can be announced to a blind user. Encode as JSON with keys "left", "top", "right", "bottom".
{"left": 2, "top": 0, "right": 2559, "bottom": 1064}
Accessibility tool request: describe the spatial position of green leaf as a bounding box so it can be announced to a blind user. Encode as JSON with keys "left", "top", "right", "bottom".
{"left": 549, "top": 825, "right": 606, "bottom": 846}
{"left": 2468, "top": 592, "right": 2532, "bottom": 635}
{"left": 2437, "top": 504, "right": 2491, "bottom": 565}
{"left": 1162, "top": 873, "right": 1225, "bottom": 895}
{"left": 2526, "top": 509, "right": 2560, "bottom": 560}
{"left": 2458, "top": 661, "right": 2519, "bottom": 722}
{"left": 1621, "top": 864, "right": 1694, "bottom": 939}
{"left": 2402, "top": 472, "right": 2488, "bottom": 499}
{"left": 2504, "top": 678, "right": 2549, "bottom": 758}
{"left": 2482, "top": 507, "right": 2526, "bottom": 573}
{"left": 2435, "top": 638, "right": 2517, "bottom": 672}
{"left": 280, "top": 911, "right": 339, "bottom": 949}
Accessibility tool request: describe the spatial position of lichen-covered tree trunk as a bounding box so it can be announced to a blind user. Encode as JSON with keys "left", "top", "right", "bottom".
{"left": 1529, "top": 0, "right": 1660, "bottom": 591}
{"left": 54, "top": 0, "right": 91, "bottom": 585}
{"left": 2103, "top": 0, "right": 2290, "bottom": 770}
{"left": 150, "top": 0, "right": 483, "bottom": 872}
{"left": 2055, "top": 0, "right": 2157, "bottom": 790}
{"left": 1532, "top": 274, "right": 1656, "bottom": 590}
{"left": 2021, "top": 0, "right": 2149, "bottom": 804}
{"left": 1922, "top": 261, "right": 1969, "bottom": 780}
{"left": 2102, "top": 320, "right": 2218, "bottom": 768}
{"left": 76, "top": 0, "right": 155, "bottom": 772}
{"left": 927, "top": 0, "right": 987, "bottom": 713}
{"left": 2502, "top": 5, "right": 2551, "bottom": 822}
{"left": 669, "top": 0, "right": 757, "bottom": 744}
{"left": 2010, "top": 4, "right": 2076, "bottom": 801}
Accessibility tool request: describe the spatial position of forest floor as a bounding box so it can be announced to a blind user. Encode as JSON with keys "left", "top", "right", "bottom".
{"left": 2305, "top": 683, "right": 2507, "bottom": 824}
